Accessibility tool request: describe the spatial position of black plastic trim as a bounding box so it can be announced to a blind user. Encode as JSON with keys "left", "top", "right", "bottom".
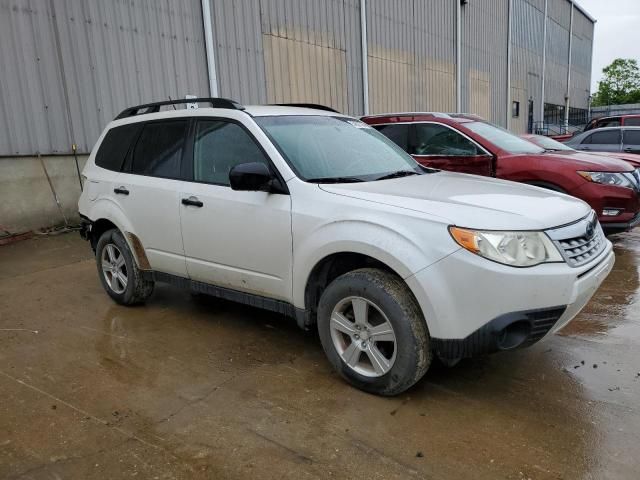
{"left": 151, "top": 271, "right": 311, "bottom": 330}
{"left": 272, "top": 103, "right": 340, "bottom": 113}
{"left": 432, "top": 305, "right": 567, "bottom": 361}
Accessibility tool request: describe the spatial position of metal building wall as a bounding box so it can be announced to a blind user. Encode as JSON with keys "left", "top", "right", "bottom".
{"left": 460, "top": 0, "right": 509, "bottom": 125}
{"left": 570, "top": 7, "right": 593, "bottom": 109}
{"left": 209, "top": 0, "right": 363, "bottom": 115}
{"left": 366, "top": 0, "right": 456, "bottom": 114}
{"left": 511, "top": 0, "right": 545, "bottom": 132}
{"left": 0, "top": 0, "right": 209, "bottom": 156}
{"left": 544, "top": 0, "right": 571, "bottom": 107}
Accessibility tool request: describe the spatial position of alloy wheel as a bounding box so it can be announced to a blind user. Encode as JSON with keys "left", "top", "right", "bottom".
{"left": 101, "top": 243, "right": 128, "bottom": 294}
{"left": 329, "top": 296, "right": 397, "bottom": 377}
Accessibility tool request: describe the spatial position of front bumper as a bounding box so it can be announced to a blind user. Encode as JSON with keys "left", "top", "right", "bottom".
{"left": 406, "top": 243, "right": 615, "bottom": 360}
{"left": 600, "top": 211, "right": 640, "bottom": 233}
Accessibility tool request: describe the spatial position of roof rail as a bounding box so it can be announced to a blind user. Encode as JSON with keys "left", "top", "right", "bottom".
{"left": 114, "top": 97, "right": 245, "bottom": 120}
{"left": 273, "top": 103, "right": 340, "bottom": 113}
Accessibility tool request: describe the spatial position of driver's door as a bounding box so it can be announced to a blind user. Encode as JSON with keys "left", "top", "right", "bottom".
{"left": 409, "top": 123, "right": 493, "bottom": 176}
{"left": 179, "top": 118, "right": 292, "bottom": 301}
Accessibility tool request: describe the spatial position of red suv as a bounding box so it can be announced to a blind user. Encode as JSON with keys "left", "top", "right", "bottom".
{"left": 361, "top": 113, "right": 640, "bottom": 233}
{"left": 584, "top": 114, "right": 640, "bottom": 132}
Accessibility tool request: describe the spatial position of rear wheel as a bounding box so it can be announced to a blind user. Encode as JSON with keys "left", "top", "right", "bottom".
{"left": 317, "top": 268, "right": 431, "bottom": 396}
{"left": 96, "top": 229, "right": 154, "bottom": 305}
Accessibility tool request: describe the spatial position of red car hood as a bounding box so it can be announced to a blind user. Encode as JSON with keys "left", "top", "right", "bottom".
{"left": 592, "top": 151, "right": 640, "bottom": 169}
{"left": 530, "top": 150, "right": 636, "bottom": 172}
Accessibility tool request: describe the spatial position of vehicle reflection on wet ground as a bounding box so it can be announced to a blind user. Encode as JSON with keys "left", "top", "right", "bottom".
{"left": 0, "top": 231, "right": 638, "bottom": 479}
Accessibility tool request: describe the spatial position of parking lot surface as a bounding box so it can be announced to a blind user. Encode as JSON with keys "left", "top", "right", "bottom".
{"left": 1, "top": 232, "right": 639, "bottom": 479}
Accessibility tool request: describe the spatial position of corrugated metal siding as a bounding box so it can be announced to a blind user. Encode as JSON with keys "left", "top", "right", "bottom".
{"left": 366, "top": 0, "right": 456, "bottom": 114}
{"left": 0, "top": 0, "right": 209, "bottom": 155}
{"left": 1, "top": 0, "right": 595, "bottom": 155}
{"left": 0, "top": 0, "right": 71, "bottom": 155}
{"left": 569, "top": 8, "right": 593, "bottom": 109}
{"left": 211, "top": 0, "right": 267, "bottom": 104}
{"left": 254, "top": 0, "right": 362, "bottom": 114}
{"left": 460, "top": 0, "right": 509, "bottom": 125}
{"left": 511, "top": 0, "right": 545, "bottom": 128}
{"left": 544, "top": 11, "right": 570, "bottom": 106}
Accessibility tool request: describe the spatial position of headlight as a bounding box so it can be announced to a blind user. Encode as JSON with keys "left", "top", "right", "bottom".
{"left": 449, "top": 227, "right": 563, "bottom": 267}
{"left": 577, "top": 171, "right": 636, "bottom": 189}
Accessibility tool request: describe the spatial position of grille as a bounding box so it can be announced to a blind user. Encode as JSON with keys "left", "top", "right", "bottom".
{"left": 546, "top": 212, "right": 607, "bottom": 268}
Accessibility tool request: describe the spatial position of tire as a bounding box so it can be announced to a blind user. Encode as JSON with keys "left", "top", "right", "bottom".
{"left": 95, "top": 228, "right": 154, "bottom": 305}
{"left": 317, "top": 268, "right": 431, "bottom": 396}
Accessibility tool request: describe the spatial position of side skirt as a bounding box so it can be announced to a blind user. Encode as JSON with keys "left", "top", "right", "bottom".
{"left": 149, "top": 271, "right": 311, "bottom": 330}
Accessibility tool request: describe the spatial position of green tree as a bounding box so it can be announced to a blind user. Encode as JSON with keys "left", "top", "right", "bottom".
{"left": 592, "top": 58, "right": 640, "bottom": 106}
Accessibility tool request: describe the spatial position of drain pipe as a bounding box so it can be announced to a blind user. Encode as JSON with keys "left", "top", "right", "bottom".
{"left": 540, "top": 0, "right": 548, "bottom": 126}
{"left": 456, "top": 0, "right": 462, "bottom": 113}
{"left": 360, "top": 0, "right": 369, "bottom": 115}
{"left": 564, "top": 1, "right": 575, "bottom": 133}
{"left": 201, "top": 0, "right": 219, "bottom": 97}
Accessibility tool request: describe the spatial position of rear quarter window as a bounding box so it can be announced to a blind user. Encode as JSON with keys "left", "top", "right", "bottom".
{"left": 94, "top": 123, "right": 143, "bottom": 172}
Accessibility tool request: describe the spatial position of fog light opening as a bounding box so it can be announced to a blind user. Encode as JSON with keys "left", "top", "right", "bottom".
{"left": 602, "top": 208, "right": 623, "bottom": 217}
{"left": 496, "top": 321, "right": 531, "bottom": 350}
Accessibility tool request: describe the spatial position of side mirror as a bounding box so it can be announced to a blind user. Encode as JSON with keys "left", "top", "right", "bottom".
{"left": 229, "top": 162, "right": 274, "bottom": 192}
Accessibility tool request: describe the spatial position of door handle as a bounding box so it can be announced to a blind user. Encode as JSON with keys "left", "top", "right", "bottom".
{"left": 181, "top": 196, "right": 203, "bottom": 207}
{"left": 624, "top": 147, "right": 634, "bottom": 152}
{"left": 114, "top": 186, "right": 129, "bottom": 195}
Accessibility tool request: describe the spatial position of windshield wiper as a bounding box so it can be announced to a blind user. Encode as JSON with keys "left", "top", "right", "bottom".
{"left": 306, "top": 176, "right": 365, "bottom": 184}
{"left": 374, "top": 170, "right": 422, "bottom": 181}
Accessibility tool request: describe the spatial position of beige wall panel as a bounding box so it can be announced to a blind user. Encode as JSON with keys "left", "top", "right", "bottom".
{"left": 263, "top": 34, "right": 348, "bottom": 112}
{"left": 469, "top": 70, "right": 491, "bottom": 119}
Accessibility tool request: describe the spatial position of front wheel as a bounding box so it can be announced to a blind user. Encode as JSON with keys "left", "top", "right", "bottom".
{"left": 317, "top": 268, "right": 431, "bottom": 396}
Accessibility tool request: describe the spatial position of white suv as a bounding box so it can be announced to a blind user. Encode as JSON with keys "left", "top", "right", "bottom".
{"left": 79, "top": 98, "right": 615, "bottom": 395}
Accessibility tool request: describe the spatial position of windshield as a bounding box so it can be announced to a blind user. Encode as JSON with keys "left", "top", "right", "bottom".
{"left": 528, "top": 135, "right": 574, "bottom": 151}
{"left": 464, "top": 121, "right": 545, "bottom": 154}
{"left": 255, "top": 116, "right": 422, "bottom": 182}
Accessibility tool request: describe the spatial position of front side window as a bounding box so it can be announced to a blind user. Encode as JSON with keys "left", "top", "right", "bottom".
{"left": 131, "top": 120, "right": 188, "bottom": 178}
{"left": 413, "top": 123, "right": 483, "bottom": 156}
{"left": 588, "top": 130, "right": 621, "bottom": 145}
{"left": 463, "top": 121, "right": 544, "bottom": 154}
{"left": 256, "top": 116, "right": 421, "bottom": 182}
{"left": 95, "top": 123, "right": 142, "bottom": 171}
{"left": 193, "top": 120, "right": 269, "bottom": 185}
{"left": 624, "top": 118, "right": 640, "bottom": 127}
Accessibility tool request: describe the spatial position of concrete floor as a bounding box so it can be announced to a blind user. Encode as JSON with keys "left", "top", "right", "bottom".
{"left": 0, "top": 232, "right": 639, "bottom": 479}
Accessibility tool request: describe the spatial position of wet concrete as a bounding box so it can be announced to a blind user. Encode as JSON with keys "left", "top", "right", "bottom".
{"left": 0, "top": 232, "right": 639, "bottom": 479}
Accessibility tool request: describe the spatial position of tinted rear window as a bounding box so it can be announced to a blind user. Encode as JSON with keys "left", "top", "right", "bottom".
{"left": 95, "top": 124, "right": 142, "bottom": 171}
{"left": 131, "top": 120, "right": 188, "bottom": 178}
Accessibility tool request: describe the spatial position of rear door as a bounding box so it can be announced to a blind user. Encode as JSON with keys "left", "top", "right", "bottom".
{"left": 410, "top": 122, "right": 493, "bottom": 176}
{"left": 114, "top": 119, "right": 189, "bottom": 277}
{"left": 574, "top": 129, "right": 622, "bottom": 153}
{"left": 622, "top": 129, "right": 640, "bottom": 154}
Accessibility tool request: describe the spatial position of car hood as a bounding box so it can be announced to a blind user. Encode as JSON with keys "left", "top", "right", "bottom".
{"left": 319, "top": 172, "right": 591, "bottom": 231}
{"left": 591, "top": 151, "right": 640, "bottom": 168}
{"left": 536, "top": 151, "right": 635, "bottom": 171}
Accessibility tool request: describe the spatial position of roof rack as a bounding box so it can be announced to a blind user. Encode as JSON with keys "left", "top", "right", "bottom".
{"left": 115, "top": 97, "right": 245, "bottom": 120}
{"left": 273, "top": 103, "right": 340, "bottom": 113}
